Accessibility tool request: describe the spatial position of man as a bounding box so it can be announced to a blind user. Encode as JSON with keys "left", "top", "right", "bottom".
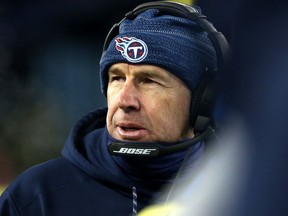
{"left": 0, "top": 1, "right": 224, "bottom": 215}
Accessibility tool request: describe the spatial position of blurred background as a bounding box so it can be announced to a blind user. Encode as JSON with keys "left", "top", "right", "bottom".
{"left": 1, "top": 0, "right": 288, "bottom": 214}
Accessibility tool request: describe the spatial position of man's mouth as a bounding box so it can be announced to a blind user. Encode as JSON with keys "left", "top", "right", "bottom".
{"left": 117, "top": 123, "right": 149, "bottom": 140}
{"left": 121, "top": 126, "right": 139, "bottom": 131}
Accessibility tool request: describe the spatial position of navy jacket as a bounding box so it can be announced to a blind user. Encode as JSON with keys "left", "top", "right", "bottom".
{"left": 0, "top": 108, "right": 204, "bottom": 216}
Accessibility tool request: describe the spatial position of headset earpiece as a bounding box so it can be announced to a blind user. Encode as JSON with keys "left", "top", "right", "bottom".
{"left": 190, "top": 68, "right": 218, "bottom": 133}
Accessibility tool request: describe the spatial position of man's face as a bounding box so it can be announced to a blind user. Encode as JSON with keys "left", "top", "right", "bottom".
{"left": 106, "top": 63, "right": 194, "bottom": 143}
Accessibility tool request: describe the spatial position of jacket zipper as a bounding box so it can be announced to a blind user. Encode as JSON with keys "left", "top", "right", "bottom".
{"left": 132, "top": 186, "right": 137, "bottom": 216}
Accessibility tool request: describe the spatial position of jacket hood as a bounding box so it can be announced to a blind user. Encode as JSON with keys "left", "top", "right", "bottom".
{"left": 62, "top": 108, "right": 133, "bottom": 186}
{"left": 61, "top": 107, "right": 204, "bottom": 198}
{"left": 61, "top": 108, "right": 161, "bottom": 198}
{"left": 62, "top": 108, "right": 106, "bottom": 176}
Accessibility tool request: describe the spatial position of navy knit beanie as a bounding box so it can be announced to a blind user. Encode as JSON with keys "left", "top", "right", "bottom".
{"left": 99, "top": 8, "right": 217, "bottom": 94}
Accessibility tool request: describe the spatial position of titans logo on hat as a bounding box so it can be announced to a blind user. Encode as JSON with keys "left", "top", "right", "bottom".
{"left": 115, "top": 37, "right": 148, "bottom": 63}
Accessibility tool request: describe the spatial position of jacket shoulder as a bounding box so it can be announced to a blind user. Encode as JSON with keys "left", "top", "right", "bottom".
{"left": 3, "top": 158, "right": 88, "bottom": 210}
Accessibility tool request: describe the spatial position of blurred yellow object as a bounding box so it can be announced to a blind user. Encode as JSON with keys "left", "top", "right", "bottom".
{"left": 138, "top": 202, "right": 183, "bottom": 216}
{"left": 166, "top": 0, "right": 194, "bottom": 5}
{"left": 0, "top": 185, "right": 7, "bottom": 195}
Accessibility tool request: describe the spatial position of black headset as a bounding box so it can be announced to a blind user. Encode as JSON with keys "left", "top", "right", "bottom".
{"left": 105, "top": 1, "right": 229, "bottom": 156}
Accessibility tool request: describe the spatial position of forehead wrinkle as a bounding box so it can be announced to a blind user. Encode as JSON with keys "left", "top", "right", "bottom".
{"left": 108, "top": 63, "right": 172, "bottom": 80}
{"left": 129, "top": 65, "right": 173, "bottom": 82}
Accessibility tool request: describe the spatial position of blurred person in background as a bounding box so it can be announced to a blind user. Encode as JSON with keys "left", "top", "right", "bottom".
{"left": 0, "top": 1, "right": 228, "bottom": 215}
{"left": 139, "top": 0, "right": 288, "bottom": 215}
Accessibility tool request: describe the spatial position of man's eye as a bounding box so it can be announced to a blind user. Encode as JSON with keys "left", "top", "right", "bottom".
{"left": 143, "top": 78, "right": 156, "bottom": 84}
{"left": 110, "top": 76, "right": 125, "bottom": 82}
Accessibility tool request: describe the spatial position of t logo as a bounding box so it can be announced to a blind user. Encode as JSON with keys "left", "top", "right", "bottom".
{"left": 115, "top": 37, "right": 148, "bottom": 63}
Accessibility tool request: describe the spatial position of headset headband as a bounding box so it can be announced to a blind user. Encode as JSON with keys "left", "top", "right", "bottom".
{"left": 103, "top": 1, "right": 229, "bottom": 73}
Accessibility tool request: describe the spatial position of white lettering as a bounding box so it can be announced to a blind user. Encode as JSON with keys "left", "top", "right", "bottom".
{"left": 117, "top": 148, "right": 128, "bottom": 153}
{"left": 143, "top": 149, "right": 154, "bottom": 155}
{"left": 135, "top": 149, "right": 143, "bottom": 154}
{"left": 113, "top": 147, "right": 157, "bottom": 155}
{"left": 127, "top": 148, "right": 136, "bottom": 154}
{"left": 128, "top": 46, "right": 142, "bottom": 58}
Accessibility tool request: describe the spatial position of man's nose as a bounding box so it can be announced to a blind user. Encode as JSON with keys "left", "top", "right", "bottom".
{"left": 117, "top": 81, "right": 140, "bottom": 112}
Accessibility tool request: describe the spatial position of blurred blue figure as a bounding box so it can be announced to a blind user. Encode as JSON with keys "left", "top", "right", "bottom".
{"left": 139, "top": 1, "right": 288, "bottom": 215}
